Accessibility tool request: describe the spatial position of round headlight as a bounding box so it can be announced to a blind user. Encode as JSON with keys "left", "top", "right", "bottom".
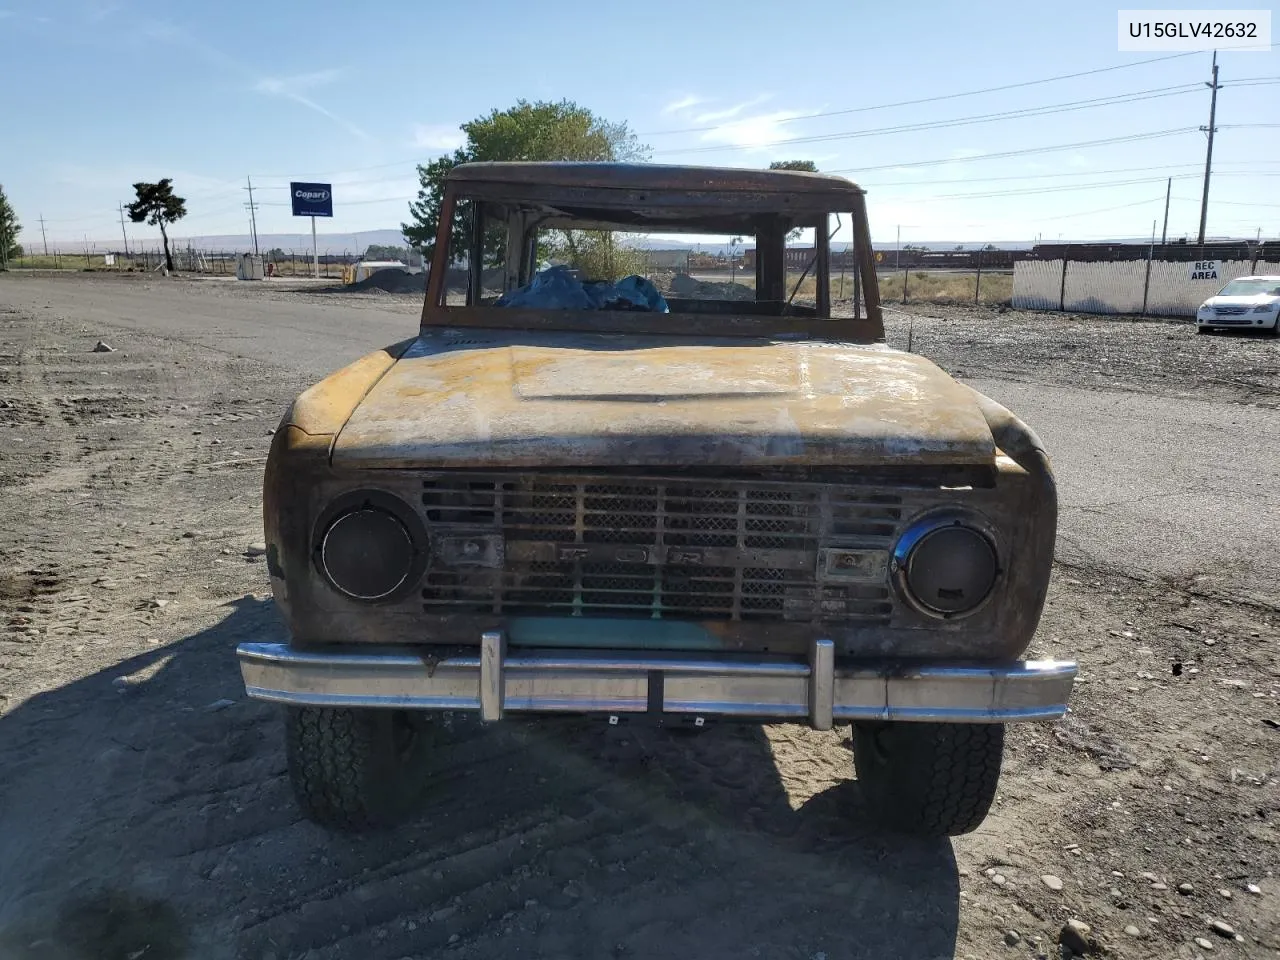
{"left": 320, "top": 507, "right": 415, "bottom": 600}
{"left": 893, "top": 516, "right": 999, "bottom": 618}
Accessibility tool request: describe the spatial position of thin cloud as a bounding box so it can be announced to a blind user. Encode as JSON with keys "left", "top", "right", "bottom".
{"left": 410, "top": 123, "right": 465, "bottom": 152}
{"left": 252, "top": 69, "right": 370, "bottom": 142}
{"left": 137, "top": 23, "right": 372, "bottom": 143}
{"left": 255, "top": 69, "right": 343, "bottom": 94}
{"left": 0, "top": 9, "right": 14, "bottom": 17}
{"left": 661, "top": 94, "right": 705, "bottom": 115}
{"left": 693, "top": 95, "right": 771, "bottom": 125}
{"left": 700, "top": 110, "right": 807, "bottom": 150}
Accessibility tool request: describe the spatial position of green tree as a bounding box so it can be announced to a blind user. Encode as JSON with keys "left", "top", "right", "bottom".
{"left": 768, "top": 160, "right": 818, "bottom": 173}
{"left": 541, "top": 231, "right": 647, "bottom": 282}
{"left": 365, "top": 244, "right": 409, "bottom": 261}
{"left": 125, "top": 179, "right": 187, "bottom": 273}
{"left": 0, "top": 184, "right": 21, "bottom": 266}
{"left": 402, "top": 99, "right": 648, "bottom": 261}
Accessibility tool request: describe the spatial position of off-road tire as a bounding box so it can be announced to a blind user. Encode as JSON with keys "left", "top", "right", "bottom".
{"left": 285, "top": 706, "right": 435, "bottom": 830}
{"left": 853, "top": 721, "right": 1004, "bottom": 837}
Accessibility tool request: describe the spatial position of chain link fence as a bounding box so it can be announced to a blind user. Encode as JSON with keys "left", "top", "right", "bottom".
{"left": 6, "top": 246, "right": 364, "bottom": 278}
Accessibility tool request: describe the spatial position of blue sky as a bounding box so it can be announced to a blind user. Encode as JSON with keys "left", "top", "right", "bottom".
{"left": 1, "top": 0, "right": 1277, "bottom": 249}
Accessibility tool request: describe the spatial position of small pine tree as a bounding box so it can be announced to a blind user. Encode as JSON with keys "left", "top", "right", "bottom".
{"left": 125, "top": 179, "right": 187, "bottom": 273}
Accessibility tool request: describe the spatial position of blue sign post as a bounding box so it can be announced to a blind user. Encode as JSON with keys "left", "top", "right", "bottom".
{"left": 290, "top": 182, "right": 333, "bottom": 278}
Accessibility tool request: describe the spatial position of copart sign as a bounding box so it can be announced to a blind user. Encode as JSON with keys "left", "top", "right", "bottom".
{"left": 290, "top": 182, "right": 333, "bottom": 218}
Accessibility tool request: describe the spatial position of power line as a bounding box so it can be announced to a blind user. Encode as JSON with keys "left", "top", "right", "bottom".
{"left": 652, "top": 84, "right": 1213, "bottom": 157}
{"left": 654, "top": 78, "right": 1280, "bottom": 158}
{"left": 913, "top": 175, "right": 1202, "bottom": 202}
{"left": 640, "top": 51, "right": 1217, "bottom": 136}
{"left": 865, "top": 161, "right": 1280, "bottom": 189}
{"left": 1174, "top": 195, "right": 1280, "bottom": 209}
{"left": 1038, "top": 196, "right": 1170, "bottom": 221}
{"left": 826, "top": 127, "right": 1200, "bottom": 175}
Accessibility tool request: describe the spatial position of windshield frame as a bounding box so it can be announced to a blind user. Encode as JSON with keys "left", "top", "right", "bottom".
{"left": 420, "top": 166, "right": 884, "bottom": 343}
{"left": 1217, "top": 277, "right": 1280, "bottom": 297}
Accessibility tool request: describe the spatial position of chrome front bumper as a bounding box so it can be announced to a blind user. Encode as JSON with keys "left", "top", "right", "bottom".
{"left": 237, "top": 635, "right": 1076, "bottom": 729}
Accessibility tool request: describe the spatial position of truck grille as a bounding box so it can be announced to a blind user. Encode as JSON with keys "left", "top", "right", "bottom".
{"left": 420, "top": 473, "right": 901, "bottom": 622}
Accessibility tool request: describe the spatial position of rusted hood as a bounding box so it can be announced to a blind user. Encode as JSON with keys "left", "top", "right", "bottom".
{"left": 331, "top": 330, "right": 996, "bottom": 468}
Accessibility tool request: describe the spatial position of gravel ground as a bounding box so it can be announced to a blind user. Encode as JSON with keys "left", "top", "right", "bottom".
{"left": 0, "top": 274, "right": 1277, "bottom": 960}
{"left": 877, "top": 301, "right": 1280, "bottom": 410}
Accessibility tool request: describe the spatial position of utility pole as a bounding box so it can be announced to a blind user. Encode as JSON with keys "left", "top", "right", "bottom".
{"left": 244, "top": 176, "right": 260, "bottom": 256}
{"left": 1196, "top": 51, "right": 1220, "bottom": 246}
{"left": 38, "top": 215, "right": 48, "bottom": 255}
{"left": 118, "top": 204, "right": 130, "bottom": 255}
{"left": 1160, "top": 177, "right": 1171, "bottom": 246}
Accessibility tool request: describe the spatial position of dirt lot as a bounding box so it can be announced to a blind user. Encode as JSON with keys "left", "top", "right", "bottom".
{"left": 0, "top": 273, "right": 1277, "bottom": 960}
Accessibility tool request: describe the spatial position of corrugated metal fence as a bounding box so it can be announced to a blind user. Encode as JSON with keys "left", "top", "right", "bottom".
{"left": 1013, "top": 259, "right": 1280, "bottom": 317}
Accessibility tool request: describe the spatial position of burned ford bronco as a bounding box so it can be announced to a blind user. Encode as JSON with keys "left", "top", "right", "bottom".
{"left": 238, "top": 162, "right": 1075, "bottom": 835}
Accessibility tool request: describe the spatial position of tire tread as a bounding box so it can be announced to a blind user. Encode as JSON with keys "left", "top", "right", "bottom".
{"left": 854, "top": 722, "right": 1004, "bottom": 837}
{"left": 285, "top": 706, "right": 429, "bottom": 830}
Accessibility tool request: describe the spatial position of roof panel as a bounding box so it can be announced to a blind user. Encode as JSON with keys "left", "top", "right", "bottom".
{"left": 446, "top": 162, "right": 864, "bottom": 196}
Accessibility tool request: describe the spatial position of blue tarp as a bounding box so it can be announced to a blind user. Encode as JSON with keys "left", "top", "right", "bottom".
{"left": 495, "top": 266, "right": 669, "bottom": 313}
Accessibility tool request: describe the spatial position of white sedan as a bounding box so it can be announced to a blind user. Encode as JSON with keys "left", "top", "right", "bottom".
{"left": 1196, "top": 275, "right": 1280, "bottom": 333}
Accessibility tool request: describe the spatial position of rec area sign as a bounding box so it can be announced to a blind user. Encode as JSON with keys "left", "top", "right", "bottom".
{"left": 1188, "top": 260, "right": 1220, "bottom": 281}
{"left": 290, "top": 182, "right": 333, "bottom": 218}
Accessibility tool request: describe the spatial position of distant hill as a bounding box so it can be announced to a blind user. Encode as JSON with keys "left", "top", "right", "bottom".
{"left": 71, "top": 227, "right": 1218, "bottom": 256}
{"left": 57, "top": 229, "right": 412, "bottom": 255}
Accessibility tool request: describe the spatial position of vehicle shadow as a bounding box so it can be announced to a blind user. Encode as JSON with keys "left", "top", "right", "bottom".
{"left": 0, "top": 597, "right": 959, "bottom": 960}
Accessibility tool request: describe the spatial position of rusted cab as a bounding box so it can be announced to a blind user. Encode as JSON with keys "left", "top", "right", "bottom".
{"left": 240, "top": 162, "right": 1075, "bottom": 835}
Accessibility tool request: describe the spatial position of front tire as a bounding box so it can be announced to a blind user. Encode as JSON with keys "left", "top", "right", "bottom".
{"left": 285, "top": 706, "right": 435, "bottom": 830}
{"left": 853, "top": 722, "right": 1004, "bottom": 837}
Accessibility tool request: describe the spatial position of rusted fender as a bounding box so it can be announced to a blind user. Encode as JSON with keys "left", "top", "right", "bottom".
{"left": 960, "top": 384, "right": 1052, "bottom": 474}
{"left": 280, "top": 337, "right": 419, "bottom": 444}
{"left": 264, "top": 338, "right": 416, "bottom": 621}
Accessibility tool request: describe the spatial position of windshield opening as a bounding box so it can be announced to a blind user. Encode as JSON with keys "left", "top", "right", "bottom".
{"left": 432, "top": 192, "right": 861, "bottom": 322}
{"left": 1218, "top": 278, "right": 1280, "bottom": 297}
